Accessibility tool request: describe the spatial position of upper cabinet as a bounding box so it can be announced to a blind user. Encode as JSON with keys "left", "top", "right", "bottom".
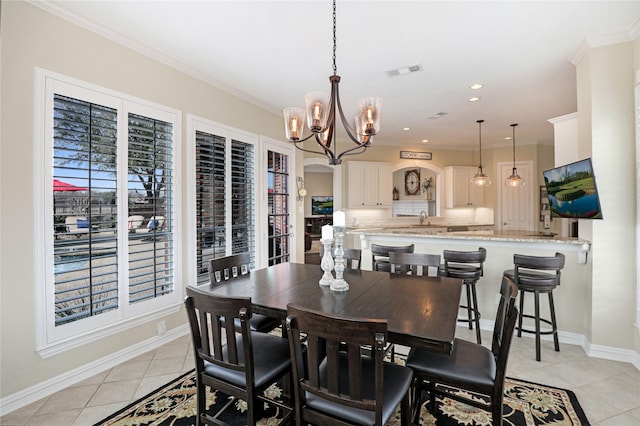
{"left": 348, "top": 161, "right": 392, "bottom": 208}
{"left": 444, "top": 166, "right": 484, "bottom": 208}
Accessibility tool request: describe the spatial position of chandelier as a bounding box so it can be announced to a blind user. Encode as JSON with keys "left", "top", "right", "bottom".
{"left": 471, "top": 119, "right": 492, "bottom": 186}
{"left": 283, "top": 0, "right": 383, "bottom": 165}
{"left": 506, "top": 123, "right": 525, "bottom": 187}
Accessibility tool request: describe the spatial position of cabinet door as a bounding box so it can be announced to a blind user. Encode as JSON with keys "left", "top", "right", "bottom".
{"left": 348, "top": 162, "right": 367, "bottom": 207}
{"left": 348, "top": 161, "right": 392, "bottom": 208}
{"left": 445, "top": 166, "right": 484, "bottom": 208}
{"left": 376, "top": 163, "right": 393, "bottom": 207}
{"left": 452, "top": 167, "right": 471, "bottom": 206}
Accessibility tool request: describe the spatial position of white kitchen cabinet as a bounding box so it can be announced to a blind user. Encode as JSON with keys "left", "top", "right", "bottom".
{"left": 348, "top": 161, "right": 392, "bottom": 208}
{"left": 444, "top": 166, "right": 484, "bottom": 208}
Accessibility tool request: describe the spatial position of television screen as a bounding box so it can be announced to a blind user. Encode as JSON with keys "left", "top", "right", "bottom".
{"left": 311, "top": 196, "right": 333, "bottom": 216}
{"left": 543, "top": 158, "right": 603, "bottom": 219}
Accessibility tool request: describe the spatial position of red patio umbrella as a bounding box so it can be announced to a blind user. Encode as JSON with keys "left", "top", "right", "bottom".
{"left": 53, "top": 179, "right": 87, "bottom": 192}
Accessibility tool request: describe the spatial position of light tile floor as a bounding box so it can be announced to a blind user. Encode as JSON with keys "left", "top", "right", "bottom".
{"left": 2, "top": 327, "right": 639, "bottom": 425}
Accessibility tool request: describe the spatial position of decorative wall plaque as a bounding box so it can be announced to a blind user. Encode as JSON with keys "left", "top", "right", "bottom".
{"left": 400, "top": 151, "right": 432, "bottom": 160}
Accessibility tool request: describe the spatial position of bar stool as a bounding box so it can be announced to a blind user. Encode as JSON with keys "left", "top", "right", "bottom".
{"left": 503, "top": 252, "right": 565, "bottom": 361}
{"left": 440, "top": 247, "right": 487, "bottom": 344}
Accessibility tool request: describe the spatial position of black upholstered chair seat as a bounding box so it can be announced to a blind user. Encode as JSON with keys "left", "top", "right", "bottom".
{"left": 232, "top": 314, "right": 281, "bottom": 333}
{"left": 204, "top": 331, "right": 292, "bottom": 389}
{"left": 406, "top": 339, "right": 496, "bottom": 391}
{"left": 305, "top": 353, "right": 413, "bottom": 425}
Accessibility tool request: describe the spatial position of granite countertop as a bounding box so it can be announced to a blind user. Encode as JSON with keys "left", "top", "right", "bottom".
{"left": 348, "top": 227, "right": 590, "bottom": 246}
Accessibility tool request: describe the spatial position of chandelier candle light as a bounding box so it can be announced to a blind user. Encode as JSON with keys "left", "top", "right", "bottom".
{"left": 330, "top": 210, "right": 349, "bottom": 292}
{"left": 471, "top": 119, "right": 492, "bottom": 186}
{"left": 283, "top": 0, "right": 383, "bottom": 165}
{"left": 506, "top": 123, "right": 525, "bottom": 187}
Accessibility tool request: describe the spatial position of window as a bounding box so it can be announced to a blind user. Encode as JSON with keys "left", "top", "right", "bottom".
{"left": 36, "top": 70, "right": 181, "bottom": 354}
{"left": 192, "top": 119, "right": 256, "bottom": 285}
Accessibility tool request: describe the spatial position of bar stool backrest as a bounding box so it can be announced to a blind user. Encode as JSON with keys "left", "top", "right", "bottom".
{"left": 513, "top": 252, "right": 565, "bottom": 289}
{"left": 442, "top": 247, "right": 487, "bottom": 278}
{"left": 371, "top": 243, "right": 414, "bottom": 272}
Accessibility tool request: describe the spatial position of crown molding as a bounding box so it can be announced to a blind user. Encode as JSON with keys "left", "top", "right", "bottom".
{"left": 26, "top": 0, "right": 282, "bottom": 117}
{"left": 570, "top": 17, "right": 640, "bottom": 65}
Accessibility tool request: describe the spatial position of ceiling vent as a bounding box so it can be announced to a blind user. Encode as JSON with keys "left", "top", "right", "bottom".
{"left": 427, "top": 112, "right": 448, "bottom": 119}
{"left": 385, "top": 64, "right": 423, "bottom": 77}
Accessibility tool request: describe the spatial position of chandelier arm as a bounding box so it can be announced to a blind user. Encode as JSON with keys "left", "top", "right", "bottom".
{"left": 290, "top": 138, "right": 337, "bottom": 159}
{"left": 335, "top": 143, "right": 369, "bottom": 163}
{"left": 333, "top": 79, "right": 362, "bottom": 145}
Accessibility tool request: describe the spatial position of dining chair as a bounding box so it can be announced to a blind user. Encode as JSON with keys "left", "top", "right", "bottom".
{"left": 405, "top": 276, "right": 518, "bottom": 425}
{"left": 440, "top": 247, "right": 487, "bottom": 344}
{"left": 318, "top": 246, "right": 362, "bottom": 270}
{"left": 185, "top": 285, "right": 294, "bottom": 426}
{"left": 503, "top": 252, "right": 565, "bottom": 361}
{"left": 209, "top": 253, "right": 281, "bottom": 333}
{"left": 285, "top": 303, "right": 413, "bottom": 426}
{"left": 388, "top": 251, "right": 441, "bottom": 277}
{"left": 371, "top": 243, "right": 414, "bottom": 272}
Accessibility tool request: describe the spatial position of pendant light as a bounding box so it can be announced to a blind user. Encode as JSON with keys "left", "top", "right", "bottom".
{"left": 283, "top": 0, "right": 382, "bottom": 165}
{"left": 471, "top": 119, "right": 491, "bottom": 186}
{"left": 506, "top": 123, "right": 525, "bottom": 187}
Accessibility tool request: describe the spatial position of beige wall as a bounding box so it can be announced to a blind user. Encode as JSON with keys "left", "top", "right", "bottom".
{"left": 575, "top": 41, "right": 637, "bottom": 350}
{"left": 0, "top": 1, "right": 284, "bottom": 398}
{"left": 2, "top": 0, "right": 638, "bottom": 405}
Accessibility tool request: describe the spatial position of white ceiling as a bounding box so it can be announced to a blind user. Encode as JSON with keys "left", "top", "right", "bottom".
{"left": 36, "top": 1, "right": 640, "bottom": 150}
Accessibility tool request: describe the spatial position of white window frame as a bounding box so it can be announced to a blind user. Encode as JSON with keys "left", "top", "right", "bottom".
{"left": 34, "top": 68, "right": 182, "bottom": 357}
{"left": 185, "top": 115, "right": 259, "bottom": 282}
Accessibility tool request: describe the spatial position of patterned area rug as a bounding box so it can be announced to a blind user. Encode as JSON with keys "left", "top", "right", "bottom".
{"left": 95, "top": 365, "right": 589, "bottom": 425}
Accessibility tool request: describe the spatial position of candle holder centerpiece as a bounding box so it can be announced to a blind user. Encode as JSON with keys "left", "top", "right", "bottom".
{"left": 330, "top": 226, "right": 349, "bottom": 292}
{"left": 319, "top": 224, "right": 334, "bottom": 287}
{"left": 330, "top": 210, "right": 349, "bottom": 292}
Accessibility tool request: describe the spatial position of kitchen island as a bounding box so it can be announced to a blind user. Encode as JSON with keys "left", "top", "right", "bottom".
{"left": 348, "top": 227, "right": 592, "bottom": 347}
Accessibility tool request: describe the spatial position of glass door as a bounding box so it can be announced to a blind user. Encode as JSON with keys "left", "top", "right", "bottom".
{"left": 266, "top": 150, "right": 291, "bottom": 265}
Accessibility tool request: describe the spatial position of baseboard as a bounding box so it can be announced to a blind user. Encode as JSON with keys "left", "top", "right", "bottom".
{"left": 0, "top": 324, "right": 190, "bottom": 416}
{"left": 476, "top": 319, "right": 639, "bottom": 370}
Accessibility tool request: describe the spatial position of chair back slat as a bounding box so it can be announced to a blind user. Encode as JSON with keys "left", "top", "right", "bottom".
{"left": 286, "top": 303, "right": 388, "bottom": 423}
{"left": 389, "top": 252, "right": 441, "bottom": 276}
{"left": 492, "top": 276, "right": 518, "bottom": 358}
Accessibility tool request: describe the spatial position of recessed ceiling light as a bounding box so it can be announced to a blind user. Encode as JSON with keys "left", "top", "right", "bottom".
{"left": 505, "top": 136, "right": 512, "bottom": 140}
{"left": 470, "top": 83, "right": 483, "bottom": 90}
{"left": 468, "top": 97, "right": 481, "bottom": 102}
{"left": 403, "top": 127, "right": 410, "bottom": 131}
{"left": 421, "top": 139, "right": 429, "bottom": 143}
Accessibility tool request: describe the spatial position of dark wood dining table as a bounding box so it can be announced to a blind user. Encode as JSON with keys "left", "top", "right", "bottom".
{"left": 201, "top": 262, "right": 463, "bottom": 354}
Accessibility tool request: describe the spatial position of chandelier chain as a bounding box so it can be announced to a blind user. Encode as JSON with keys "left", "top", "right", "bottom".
{"left": 332, "top": 0, "right": 337, "bottom": 76}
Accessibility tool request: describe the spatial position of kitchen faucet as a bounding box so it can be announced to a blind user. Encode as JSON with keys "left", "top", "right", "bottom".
{"left": 419, "top": 210, "right": 428, "bottom": 225}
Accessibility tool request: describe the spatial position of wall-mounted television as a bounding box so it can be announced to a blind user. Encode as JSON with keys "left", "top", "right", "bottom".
{"left": 543, "top": 158, "right": 603, "bottom": 219}
{"left": 311, "top": 196, "right": 333, "bottom": 216}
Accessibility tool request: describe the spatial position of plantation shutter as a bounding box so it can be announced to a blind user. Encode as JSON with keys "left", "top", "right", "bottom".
{"left": 52, "top": 94, "right": 119, "bottom": 325}
{"left": 127, "top": 113, "right": 174, "bottom": 303}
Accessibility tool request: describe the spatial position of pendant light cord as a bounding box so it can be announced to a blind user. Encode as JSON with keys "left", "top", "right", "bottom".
{"left": 477, "top": 119, "right": 484, "bottom": 168}
{"left": 511, "top": 123, "right": 518, "bottom": 167}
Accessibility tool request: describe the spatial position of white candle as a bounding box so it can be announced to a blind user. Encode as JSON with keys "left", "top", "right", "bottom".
{"left": 333, "top": 210, "right": 346, "bottom": 227}
{"left": 322, "top": 224, "right": 333, "bottom": 240}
